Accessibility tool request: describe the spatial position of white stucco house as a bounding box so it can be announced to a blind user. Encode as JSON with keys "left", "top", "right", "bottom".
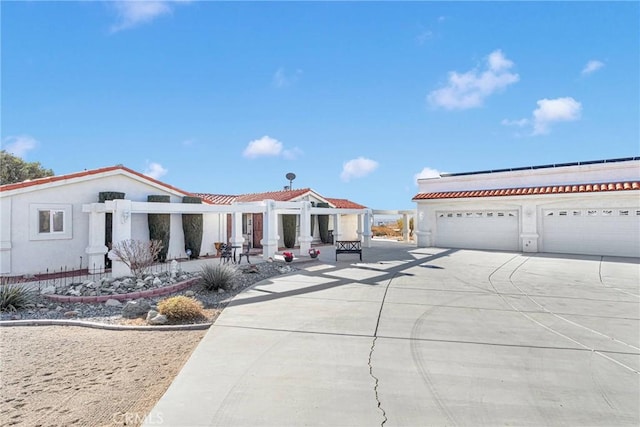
{"left": 0, "top": 166, "right": 229, "bottom": 276}
{"left": 413, "top": 157, "right": 640, "bottom": 258}
{"left": 197, "top": 189, "right": 368, "bottom": 249}
{"left": 0, "top": 165, "right": 372, "bottom": 277}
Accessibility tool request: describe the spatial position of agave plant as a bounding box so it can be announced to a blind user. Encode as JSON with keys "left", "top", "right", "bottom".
{"left": 199, "top": 263, "right": 238, "bottom": 291}
{"left": 0, "top": 280, "right": 36, "bottom": 312}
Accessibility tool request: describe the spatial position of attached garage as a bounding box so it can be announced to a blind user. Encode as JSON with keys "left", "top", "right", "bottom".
{"left": 413, "top": 157, "right": 640, "bottom": 258}
{"left": 542, "top": 207, "right": 640, "bottom": 257}
{"left": 436, "top": 210, "right": 519, "bottom": 251}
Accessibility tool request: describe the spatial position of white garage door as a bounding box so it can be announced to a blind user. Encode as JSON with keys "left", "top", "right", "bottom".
{"left": 436, "top": 210, "right": 519, "bottom": 251}
{"left": 542, "top": 208, "right": 640, "bottom": 258}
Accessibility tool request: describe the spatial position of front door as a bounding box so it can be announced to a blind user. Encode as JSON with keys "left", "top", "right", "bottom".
{"left": 252, "top": 213, "right": 263, "bottom": 248}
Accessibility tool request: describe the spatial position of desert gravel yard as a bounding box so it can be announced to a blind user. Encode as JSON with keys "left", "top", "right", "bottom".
{"left": 0, "top": 326, "right": 206, "bottom": 427}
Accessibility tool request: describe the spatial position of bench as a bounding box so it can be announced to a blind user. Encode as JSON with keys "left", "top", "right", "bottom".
{"left": 335, "top": 240, "right": 362, "bottom": 261}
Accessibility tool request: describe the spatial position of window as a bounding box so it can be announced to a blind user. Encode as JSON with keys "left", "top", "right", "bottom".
{"left": 39, "top": 210, "right": 65, "bottom": 233}
{"left": 30, "top": 204, "right": 72, "bottom": 240}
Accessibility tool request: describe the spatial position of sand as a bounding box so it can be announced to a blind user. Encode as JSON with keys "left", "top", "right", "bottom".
{"left": 0, "top": 326, "right": 206, "bottom": 427}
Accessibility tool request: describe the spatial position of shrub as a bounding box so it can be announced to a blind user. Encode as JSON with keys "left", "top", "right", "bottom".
{"left": 182, "top": 196, "right": 203, "bottom": 259}
{"left": 282, "top": 214, "right": 296, "bottom": 248}
{"left": 110, "top": 239, "right": 163, "bottom": 279}
{"left": 157, "top": 296, "right": 205, "bottom": 321}
{"left": 199, "top": 264, "right": 238, "bottom": 291}
{"left": 148, "top": 195, "right": 171, "bottom": 262}
{"left": 0, "top": 279, "right": 36, "bottom": 312}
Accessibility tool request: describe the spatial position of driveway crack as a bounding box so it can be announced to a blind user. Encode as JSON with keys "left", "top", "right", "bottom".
{"left": 369, "top": 274, "right": 394, "bottom": 427}
{"left": 369, "top": 336, "right": 387, "bottom": 426}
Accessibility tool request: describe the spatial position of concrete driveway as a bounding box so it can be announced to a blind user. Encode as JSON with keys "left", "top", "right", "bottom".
{"left": 145, "top": 242, "right": 639, "bottom": 426}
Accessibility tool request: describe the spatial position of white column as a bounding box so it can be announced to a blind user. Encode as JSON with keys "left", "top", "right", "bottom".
{"left": 0, "top": 197, "right": 12, "bottom": 274}
{"left": 520, "top": 203, "right": 539, "bottom": 253}
{"left": 261, "top": 200, "right": 279, "bottom": 260}
{"left": 230, "top": 212, "right": 245, "bottom": 254}
{"left": 299, "top": 201, "right": 313, "bottom": 255}
{"left": 362, "top": 210, "right": 372, "bottom": 248}
{"left": 415, "top": 204, "right": 432, "bottom": 247}
{"left": 111, "top": 199, "right": 133, "bottom": 277}
{"left": 333, "top": 213, "right": 342, "bottom": 242}
{"left": 402, "top": 213, "right": 410, "bottom": 243}
{"left": 85, "top": 203, "right": 107, "bottom": 273}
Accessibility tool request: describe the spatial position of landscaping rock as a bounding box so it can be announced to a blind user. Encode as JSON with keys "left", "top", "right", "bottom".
{"left": 146, "top": 310, "right": 159, "bottom": 321}
{"left": 148, "top": 314, "right": 168, "bottom": 325}
{"left": 64, "top": 311, "right": 79, "bottom": 317}
{"left": 185, "top": 290, "right": 195, "bottom": 297}
{"left": 105, "top": 299, "right": 122, "bottom": 307}
{"left": 121, "top": 300, "right": 152, "bottom": 319}
{"left": 41, "top": 286, "right": 56, "bottom": 295}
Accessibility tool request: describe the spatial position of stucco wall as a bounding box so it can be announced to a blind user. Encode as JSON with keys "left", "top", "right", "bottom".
{"left": 418, "top": 160, "right": 640, "bottom": 193}
{"left": 2, "top": 174, "right": 224, "bottom": 275}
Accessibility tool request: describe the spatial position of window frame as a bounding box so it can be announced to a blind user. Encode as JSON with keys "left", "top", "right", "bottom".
{"left": 29, "top": 204, "right": 73, "bottom": 241}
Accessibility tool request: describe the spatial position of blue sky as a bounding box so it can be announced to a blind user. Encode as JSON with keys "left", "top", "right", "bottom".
{"left": 2, "top": 1, "right": 638, "bottom": 210}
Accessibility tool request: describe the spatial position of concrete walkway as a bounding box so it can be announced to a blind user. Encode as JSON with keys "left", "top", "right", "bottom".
{"left": 145, "top": 241, "right": 640, "bottom": 426}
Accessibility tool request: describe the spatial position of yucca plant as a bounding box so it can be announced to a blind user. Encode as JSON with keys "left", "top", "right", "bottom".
{"left": 0, "top": 280, "right": 36, "bottom": 312}
{"left": 199, "top": 263, "right": 238, "bottom": 291}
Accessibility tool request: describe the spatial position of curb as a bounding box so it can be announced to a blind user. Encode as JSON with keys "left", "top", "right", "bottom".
{"left": 43, "top": 277, "right": 200, "bottom": 304}
{"left": 0, "top": 318, "right": 212, "bottom": 331}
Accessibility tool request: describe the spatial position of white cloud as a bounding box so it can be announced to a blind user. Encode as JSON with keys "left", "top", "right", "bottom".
{"left": 532, "top": 97, "right": 582, "bottom": 135}
{"left": 501, "top": 118, "right": 530, "bottom": 127}
{"left": 283, "top": 147, "right": 303, "bottom": 160}
{"left": 416, "top": 30, "right": 434, "bottom": 45}
{"left": 413, "top": 167, "right": 441, "bottom": 185}
{"left": 242, "top": 136, "right": 302, "bottom": 160}
{"left": 504, "top": 97, "right": 582, "bottom": 136}
{"left": 272, "top": 67, "right": 302, "bottom": 88}
{"left": 428, "top": 49, "right": 519, "bottom": 110}
{"left": 3, "top": 135, "right": 38, "bottom": 158}
{"left": 243, "top": 136, "right": 283, "bottom": 158}
{"left": 144, "top": 162, "right": 168, "bottom": 180}
{"left": 581, "top": 60, "right": 604, "bottom": 75}
{"left": 340, "top": 157, "right": 379, "bottom": 182}
{"left": 110, "top": 1, "right": 188, "bottom": 32}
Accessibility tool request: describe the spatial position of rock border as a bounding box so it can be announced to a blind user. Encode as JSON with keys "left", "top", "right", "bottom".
{"left": 0, "top": 318, "right": 211, "bottom": 331}
{"left": 42, "top": 277, "right": 201, "bottom": 304}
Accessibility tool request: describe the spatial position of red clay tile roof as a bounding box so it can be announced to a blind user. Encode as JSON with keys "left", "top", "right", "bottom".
{"left": 0, "top": 165, "right": 202, "bottom": 200}
{"left": 236, "top": 188, "right": 313, "bottom": 203}
{"left": 412, "top": 181, "right": 640, "bottom": 200}
{"left": 196, "top": 189, "right": 312, "bottom": 205}
{"left": 325, "top": 198, "right": 368, "bottom": 209}
{"left": 196, "top": 194, "right": 238, "bottom": 205}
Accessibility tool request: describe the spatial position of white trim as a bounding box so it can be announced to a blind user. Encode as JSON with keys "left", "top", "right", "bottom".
{"left": 29, "top": 203, "right": 72, "bottom": 241}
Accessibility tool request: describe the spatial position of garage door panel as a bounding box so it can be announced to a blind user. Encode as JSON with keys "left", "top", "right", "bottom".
{"left": 543, "top": 209, "right": 640, "bottom": 258}
{"left": 436, "top": 211, "right": 519, "bottom": 251}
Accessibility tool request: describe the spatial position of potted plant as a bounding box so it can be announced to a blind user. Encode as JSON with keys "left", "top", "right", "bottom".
{"left": 308, "top": 248, "right": 320, "bottom": 259}
{"left": 283, "top": 251, "right": 294, "bottom": 262}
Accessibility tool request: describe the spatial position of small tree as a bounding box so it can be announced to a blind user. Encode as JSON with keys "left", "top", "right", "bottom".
{"left": 110, "top": 239, "right": 163, "bottom": 279}
{"left": 0, "top": 150, "right": 54, "bottom": 184}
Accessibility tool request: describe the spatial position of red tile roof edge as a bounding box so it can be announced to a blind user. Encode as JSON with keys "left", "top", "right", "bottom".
{"left": 412, "top": 181, "right": 640, "bottom": 201}
{"left": 0, "top": 165, "right": 207, "bottom": 202}
{"left": 325, "top": 197, "right": 368, "bottom": 209}
{"left": 235, "top": 188, "right": 313, "bottom": 202}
